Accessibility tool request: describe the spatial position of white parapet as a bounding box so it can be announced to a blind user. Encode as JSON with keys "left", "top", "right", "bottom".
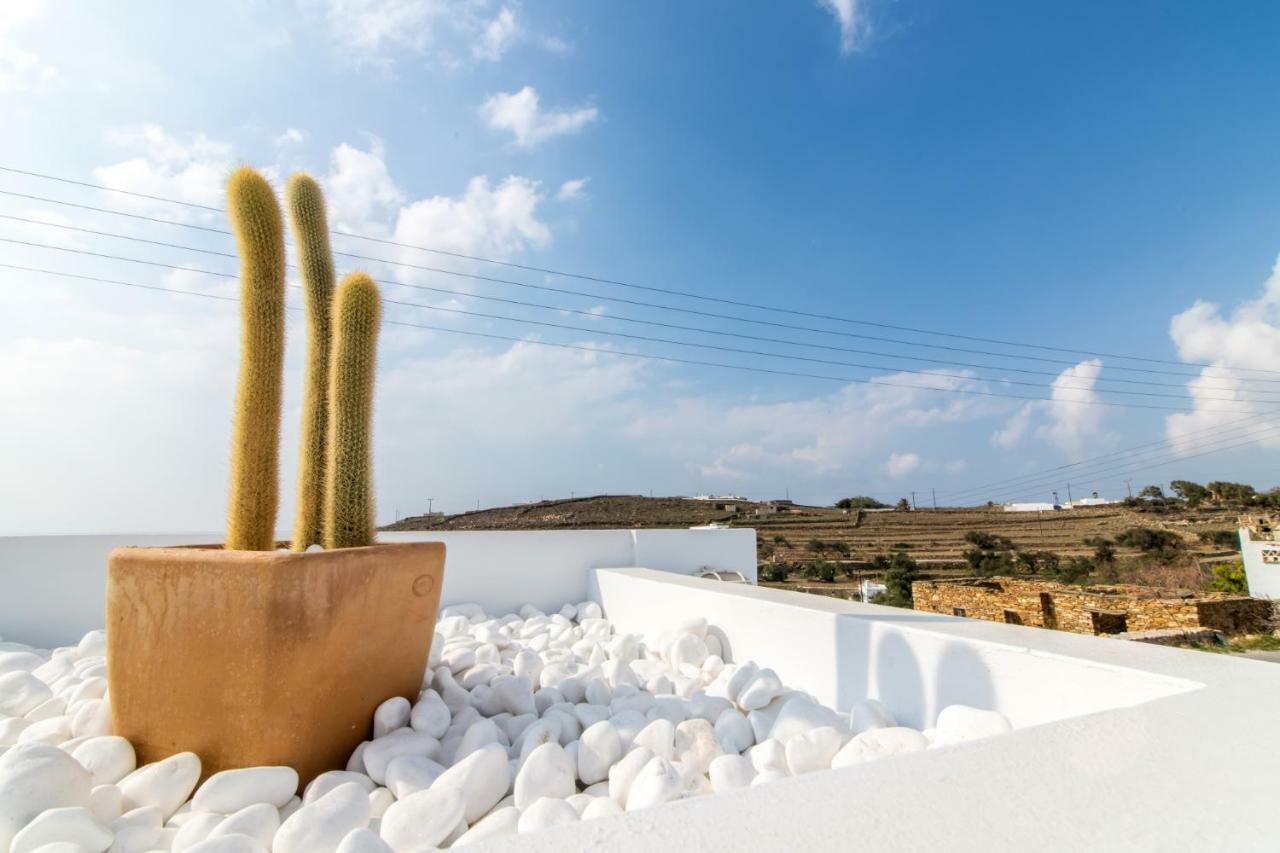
{"left": 1239, "top": 524, "right": 1280, "bottom": 599}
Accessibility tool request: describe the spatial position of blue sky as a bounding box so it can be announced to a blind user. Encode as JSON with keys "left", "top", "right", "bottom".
{"left": 4, "top": 1, "right": 1280, "bottom": 533}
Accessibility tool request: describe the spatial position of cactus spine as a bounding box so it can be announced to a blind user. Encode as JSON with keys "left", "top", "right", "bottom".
{"left": 225, "top": 168, "right": 286, "bottom": 552}
{"left": 324, "top": 272, "right": 381, "bottom": 549}
{"left": 287, "top": 173, "right": 336, "bottom": 551}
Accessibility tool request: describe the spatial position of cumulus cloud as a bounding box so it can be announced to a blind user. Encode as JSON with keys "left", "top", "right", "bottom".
{"left": 0, "top": 0, "right": 55, "bottom": 93}
{"left": 1164, "top": 254, "right": 1280, "bottom": 454}
{"left": 819, "top": 0, "right": 867, "bottom": 54}
{"left": 322, "top": 138, "right": 405, "bottom": 231}
{"left": 480, "top": 86, "right": 598, "bottom": 148}
{"left": 275, "top": 128, "right": 306, "bottom": 146}
{"left": 991, "top": 359, "right": 1112, "bottom": 454}
{"left": 473, "top": 7, "right": 517, "bottom": 61}
{"left": 556, "top": 177, "right": 589, "bottom": 202}
{"left": 92, "top": 125, "right": 235, "bottom": 216}
{"left": 886, "top": 451, "right": 920, "bottom": 479}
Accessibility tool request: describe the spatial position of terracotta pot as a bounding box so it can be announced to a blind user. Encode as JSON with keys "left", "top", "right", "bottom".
{"left": 106, "top": 541, "right": 444, "bottom": 783}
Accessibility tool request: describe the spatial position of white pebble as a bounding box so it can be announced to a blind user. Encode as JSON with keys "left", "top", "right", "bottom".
{"left": 0, "top": 672, "right": 54, "bottom": 717}
{"left": 747, "top": 739, "right": 788, "bottom": 775}
{"left": 577, "top": 721, "right": 623, "bottom": 786}
{"left": 87, "top": 784, "right": 121, "bottom": 825}
{"left": 631, "top": 719, "right": 675, "bottom": 760}
{"left": 207, "top": 802, "right": 279, "bottom": 849}
{"left": 10, "top": 806, "right": 111, "bottom": 853}
{"left": 432, "top": 742, "right": 510, "bottom": 823}
{"left": 408, "top": 691, "right": 450, "bottom": 739}
{"left": 383, "top": 755, "right": 444, "bottom": 800}
{"left": 713, "top": 708, "right": 754, "bottom": 754}
{"left": 184, "top": 834, "right": 267, "bottom": 853}
{"left": 517, "top": 797, "right": 579, "bottom": 833}
{"left": 378, "top": 786, "right": 464, "bottom": 851}
{"left": 71, "top": 737, "right": 135, "bottom": 786}
{"left": 119, "top": 751, "right": 201, "bottom": 820}
{"left": 708, "top": 754, "right": 755, "bottom": 792}
{"left": 784, "top": 726, "right": 844, "bottom": 775}
{"left": 737, "top": 669, "right": 784, "bottom": 712}
{"left": 273, "top": 782, "right": 369, "bottom": 853}
{"left": 581, "top": 796, "right": 623, "bottom": 821}
{"left": 191, "top": 766, "right": 298, "bottom": 813}
{"left": 303, "top": 771, "right": 376, "bottom": 804}
{"left": 513, "top": 742, "right": 575, "bottom": 810}
{"left": 624, "top": 757, "right": 683, "bottom": 811}
{"left": 371, "top": 698, "right": 411, "bottom": 739}
{"left": 933, "top": 705, "right": 1012, "bottom": 745}
{"left": 831, "top": 727, "right": 929, "bottom": 768}
{"left": 335, "top": 827, "right": 392, "bottom": 853}
{"left": 451, "top": 805, "right": 519, "bottom": 847}
{"left": 361, "top": 729, "right": 438, "bottom": 785}
{"left": 849, "top": 698, "right": 897, "bottom": 734}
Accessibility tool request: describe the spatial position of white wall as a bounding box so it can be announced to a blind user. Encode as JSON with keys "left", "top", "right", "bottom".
{"left": 1238, "top": 526, "right": 1280, "bottom": 599}
{"left": 594, "top": 569, "right": 1199, "bottom": 728}
{"left": 0, "top": 528, "right": 757, "bottom": 648}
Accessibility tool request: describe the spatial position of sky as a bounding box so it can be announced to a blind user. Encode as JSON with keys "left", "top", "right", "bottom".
{"left": 4, "top": 0, "right": 1280, "bottom": 534}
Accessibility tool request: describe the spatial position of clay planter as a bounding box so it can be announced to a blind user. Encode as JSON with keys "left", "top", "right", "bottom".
{"left": 105, "top": 541, "right": 445, "bottom": 783}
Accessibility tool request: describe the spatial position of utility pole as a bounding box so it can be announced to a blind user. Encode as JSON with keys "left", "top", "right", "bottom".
{"left": 427, "top": 497, "right": 434, "bottom": 515}
{"left": 1066, "top": 483, "right": 1073, "bottom": 505}
{"left": 932, "top": 488, "right": 937, "bottom": 510}
{"left": 1052, "top": 490, "right": 1060, "bottom": 506}
{"left": 1125, "top": 480, "right": 1133, "bottom": 499}
{"left": 910, "top": 491, "right": 917, "bottom": 510}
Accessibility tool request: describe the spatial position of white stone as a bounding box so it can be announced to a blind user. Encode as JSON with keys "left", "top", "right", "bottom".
{"left": 0, "top": 672, "right": 54, "bottom": 717}
{"left": 646, "top": 697, "right": 687, "bottom": 726}
{"left": 345, "top": 742, "right": 368, "bottom": 775}
{"left": 382, "top": 755, "right": 444, "bottom": 800}
{"left": 71, "top": 737, "right": 135, "bottom": 786}
{"left": 432, "top": 742, "right": 510, "bottom": 823}
{"left": 17, "top": 717, "right": 71, "bottom": 746}
{"left": 366, "top": 788, "right": 393, "bottom": 821}
{"left": 0, "top": 651, "right": 46, "bottom": 677}
{"left": 668, "top": 634, "right": 708, "bottom": 674}
{"left": 624, "top": 757, "right": 683, "bottom": 811}
{"left": 785, "top": 726, "right": 844, "bottom": 775}
{"left": 371, "top": 698, "right": 411, "bottom": 739}
{"left": 87, "top": 784, "right": 121, "bottom": 825}
{"left": 10, "top": 806, "right": 112, "bottom": 853}
{"left": 688, "top": 694, "right": 731, "bottom": 723}
{"left": 451, "top": 806, "right": 518, "bottom": 847}
{"left": 184, "top": 834, "right": 267, "bottom": 853}
{"left": 171, "top": 812, "right": 224, "bottom": 851}
{"left": 441, "top": 603, "right": 486, "bottom": 622}
{"left": 408, "top": 691, "right": 450, "bottom": 739}
{"left": 206, "top": 802, "right": 279, "bottom": 849}
{"left": 273, "top": 782, "right": 369, "bottom": 853}
{"left": 831, "top": 727, "right": 929, "bottom": 768}
{"left": 724, "top": 661, "right": 759, "bottom": 707}
{"left": 746, "top": 693, "right": 794, "bottom": 744}
{"left": 0, "top": 717, "right": 32, "bottom": 746}
{"left": 737, "top": 668, "right": 784, "bottom": 711}
{"left": 708, "top": 754, "right": 755, "bottom": 792}
{"left": 303, "top": 772, "right": 376, "bottom": 804}
{"left": 191, "top": 766, "right": 297, "bottom": 813}
{"left": 573, "top": 703, "right": 610, "bottom": 730}
{"left": 335, "top": 827, "right": 392, "bottom": 853}
{"left": 632, "top": 719, "right": 675, "bottom": 760}
{"left": 933, "top": 705, "right": 1012, "bottom": 745}
{"left": 517, "top": 797, "right": 579, "bottom": 834}
{"left": 674, "top": 718, "right": 723, "bottom": 776}
{"left": 751, "top": 769, "right": 788, "bottom": 787}
{"left": 111, "top": 805, "right": 161, "bottom": 831}
{"left": 24, "top": 698, "right": 67, "bottom": 724}
{"left": 515, "top": 719, "right": 562, "bottom": 765}
{"left": 513, "top": 742, "right": 575, "bottom": 810}
{"left": 770, "top": 696, "right": 849, "bottom": 744}
{"left": 581, "top": 796, "right": 623, "bottom": 821}
{"left": 577, "top": 721, "right": 623, "bottom": 785}
{"left": 0, "top": 743, "right": 95, "bottom": 850}
{"left": 107, "top": 824, "right": 162, "bottom": 853}
{"left": 747, "top": 739, "right": 788, "bottom": 775}
{"left": 607, "top": 747, "right": 654, "bottom": 806}
{"left": 849, "top": 698, "right": 897, "bottom": 734}
{"left": 69, "top": 700, "right": 111, "bottom": 739}
{"left": 361, "top": 729, "right": 438, "bottom": 785}
{"left": 713, "top": 708, "right": 754, "bottom": 754}
{"left": 76, "top": 632, "right": 107, "bottom": 660}
{"left": 378, "top": 786, "right": 464, "bottom": 852}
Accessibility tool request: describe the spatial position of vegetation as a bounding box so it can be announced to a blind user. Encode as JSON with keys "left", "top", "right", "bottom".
{"left": 1208, "top": 560, "right": 1248, "bottom": 594}
{"left": 288, "top": 173, "right": 336, "bottom": 552}
{"left": 1138, "top": 485, "right": 1165, "bottom": 499}
{"left": 835, "top": 496, "right": 887, "bottom": 510}
{"left": 1198, "top": 529, "right": 1240, "bottom": 550}
{"left": 1114, "top": 526, "right": 1183, "bottom": 554}
{"left": 870, "top": 550, "right": 921, "bottom": 608}
{"left": 225, "top": 168, "right": 286, "bottom": 552}
{"left": 763, "top": 564, "right": 790, "bottom": 583}
{"left": 962, "top": 530, "right": 1016, "bottom": 576}
{"left": 895, "top": 498, "right": 911, "bottom": 511}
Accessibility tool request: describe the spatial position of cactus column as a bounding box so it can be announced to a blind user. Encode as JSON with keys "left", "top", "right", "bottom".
{"left": 225, "top": 168, "right": 285, "bottom": 552}
{"left": 324, "top": 272, "right": 381, "bottom": 549}
{"left": 287, "top": 173, "right": 336, "bottom": 551}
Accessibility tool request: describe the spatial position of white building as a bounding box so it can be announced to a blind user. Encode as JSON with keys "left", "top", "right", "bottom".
{"left": 1238, "top": 516, "right": 1280, "bottom": 599}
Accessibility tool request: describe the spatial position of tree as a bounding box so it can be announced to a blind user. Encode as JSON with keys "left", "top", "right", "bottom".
{"left": 812, "top": 561, "right": 837, "bottom": 583}
{"left": 1115, "top": 527, "right": 1183, "bottom": 553}
{"left": 872, "top": 550, "right": 921, "bottom": 608}
{"left": 1056, "top": 556, "right": 1094, "bottom": 584}
{"left": 962, "top": 530, "right": 1016, "bottom": 576}
{"left": 829, "top": 541, "right": 851, "bottom": 559}
{"left": 772, "top": 534, "right": 789, "bottom": 546}
{"left": 895, "top": 498, "right": 911, "bottom": 511}
{"left": 805, "top": 538, "right": 826, "bottom": 556}
{"left": 763, "top": 564, "right": 791, "bottom": 583}
{"left": 1017, "top": 550, "right": 1059, "bottom": 575}
{"left": 1208, "top": 560, "right": 1248, "bottom": 593}
{"left": 1207, "top": 481, "right": 1257, "bottom": 505}
{"left": 1170, "top": 480, "right": 1209, "bottom": 506}
{"left": 1083, "top": 536, "right": 1116, "bottom": 566}
{"left": 1138, "top": 485, "right": 1164, "bottom": 499}
{"left": 836, "top": 496, "right": 887, "bottom": 510}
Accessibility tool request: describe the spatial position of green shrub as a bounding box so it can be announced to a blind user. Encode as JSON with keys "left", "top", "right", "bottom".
{"left": 1209, "top": 560, "right": 1248, "bottom": 593}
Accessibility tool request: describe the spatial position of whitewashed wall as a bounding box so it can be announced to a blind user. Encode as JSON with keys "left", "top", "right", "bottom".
{"left": 0, "top": 528, "right": 756, "bottom": 648}
{"left": 1239, "top": 526, "right": 1280, "bottom": 599}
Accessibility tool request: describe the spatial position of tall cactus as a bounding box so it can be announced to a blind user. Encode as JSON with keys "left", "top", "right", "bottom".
{"left": 225, "top": 168, "right": 286, "bottom": 551}
{"left": 324, "top": 272, "right": 381, "bottom": 549}
{"left": 287, "top": 173, "right": 336, "bottom": 551}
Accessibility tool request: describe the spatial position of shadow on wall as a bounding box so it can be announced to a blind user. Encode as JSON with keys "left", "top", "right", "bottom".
{"left": 833, "top": 613, "right": 996, "bottom": 729}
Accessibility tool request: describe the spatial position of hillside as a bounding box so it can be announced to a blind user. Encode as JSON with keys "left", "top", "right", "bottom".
{"left": 384, "top": 494, "right": 1243, "bottom": 566}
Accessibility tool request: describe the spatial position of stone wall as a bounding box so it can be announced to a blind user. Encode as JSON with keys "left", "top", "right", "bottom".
{"left": 912, "top": 577, "right": 1271, "bottom": 636}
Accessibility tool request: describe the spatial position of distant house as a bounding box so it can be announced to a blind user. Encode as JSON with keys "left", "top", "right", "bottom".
{"left": 1003, "top": 502, "right": 1059, "bottom": 513}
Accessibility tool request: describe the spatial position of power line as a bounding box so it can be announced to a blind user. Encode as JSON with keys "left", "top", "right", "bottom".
{"left": 939, "top": 409, "right": 1280, "bottom": 501}
{"left": 2, "top": 259, "right": 1259, "bottom": 414}
{"left": 5, "top": 163, "right": 1279, "bottom": 377}
{"left": 8, "top": 212, "right": 1280, "bottom": 400}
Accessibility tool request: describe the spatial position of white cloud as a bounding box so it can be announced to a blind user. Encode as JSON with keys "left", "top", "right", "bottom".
{"left": 323, "top": 139, "right": 405, "bottom": 231}
{"left": 93, "top": 125, "right": 235, "bottom": 215}
{"left": 886, "top": 451, "right": 920, "bottom": 479}
{"left": 0, "top": 0, "right": 55, "bottom": 93}
{"left": 473, "top": 7, "right": 517, "bottom": 61}
{"left": 275, "top": 128, "right": 306, "bottom": 146}
{"left": 819, "top": 0, "right": 867, "bottom": 54}
{"left": 318, "top": 0, "right": 448, "bottom": 56}
{"left": 991, "top": 359, "right": 1111, "bottom": 454}
{"left": 1164, "top": 254, "right": 1280, "bottom": 455}
{"left": 395, "top": 175, "right": 550, "bottom": 259}
{"left": 480, "top": 86, "right": 598, "bottom": 148}
{"left": 556, "top": 177, "right": 589, "bottom": 202}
